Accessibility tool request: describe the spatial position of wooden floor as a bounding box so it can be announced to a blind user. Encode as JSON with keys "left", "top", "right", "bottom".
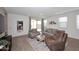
{"left": 12, "top": 36, "right": 34, "bottom": 51}
{"left": 11, "top": 36, "right": 79, "bottom": 51}
{"left": 65, "top": 38, "right": 79, "bottom": 51}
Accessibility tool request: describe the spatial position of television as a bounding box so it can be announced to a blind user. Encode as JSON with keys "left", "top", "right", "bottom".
{"left": 0, "top": 14, "right": 5, "bottom": 38}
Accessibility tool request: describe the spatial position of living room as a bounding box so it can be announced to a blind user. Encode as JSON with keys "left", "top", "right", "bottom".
{"left": 0, "top": 7, "right": 79, "bottom": 51}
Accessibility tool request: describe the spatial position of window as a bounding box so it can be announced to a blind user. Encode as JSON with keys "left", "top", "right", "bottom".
{"left": 37, "top": 20, "right": 41, "bottom": 32}
{"left": 77, "top": 15, "right": 79, "bottom": 29}
{"left": 59, "top": 17, "right": 68, "bottom": 28}
{"left": 37, "top": 29, "right": 41, "bottom": 32}
{"left": 44, "top": 20, "right": 47, "bottom": 27}
{"left": 31, "top": 20, "right": 36, "bottom": 29}
{"left": 37, "top": 21, "right": 41, "bottom": 24}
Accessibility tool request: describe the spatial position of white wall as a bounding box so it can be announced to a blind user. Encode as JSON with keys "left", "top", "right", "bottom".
{"left": 7, "top": 13, "right": 29, "bottom": 37}
{"left": 47, "top": 10, "right": 79, "bottom": 39}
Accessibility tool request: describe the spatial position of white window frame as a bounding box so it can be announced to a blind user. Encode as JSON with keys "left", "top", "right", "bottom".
{"left": 76, "top": 15, "right": 79, "bottom": 29}
{"left": 58, "top": 17, "right": 68, "bottom": 28}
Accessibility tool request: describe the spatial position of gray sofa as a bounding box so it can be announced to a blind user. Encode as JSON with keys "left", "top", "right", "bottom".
{"left": 29, "top": 29, "right": 40, "bottom": 39}
{"left": 43, "top": 28, "right": 58, "bottom": 36}
{"left": 45, "top": 30, "right": 67, "bottom": 51}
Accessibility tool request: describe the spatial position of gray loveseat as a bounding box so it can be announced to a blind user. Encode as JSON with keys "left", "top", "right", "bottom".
{"left": 29, "top": 29, "right": 40, "bottom": 39}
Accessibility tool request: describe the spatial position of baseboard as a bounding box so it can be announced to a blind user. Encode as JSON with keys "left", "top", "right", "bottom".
{"left": 13, "top": 34, "right": 28, "bottom": 38}
{"left": 68, "top": 37, "right": 79, "bottom": 40}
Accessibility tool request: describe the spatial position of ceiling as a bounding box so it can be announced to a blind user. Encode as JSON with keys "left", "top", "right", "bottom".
{"left": 5, "top": 7, "right": 79, "bottom": 18}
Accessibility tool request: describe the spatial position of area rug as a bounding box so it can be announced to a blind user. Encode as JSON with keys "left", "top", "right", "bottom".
{"left": 26, "top": 38, "right": 49, "bottom": 51}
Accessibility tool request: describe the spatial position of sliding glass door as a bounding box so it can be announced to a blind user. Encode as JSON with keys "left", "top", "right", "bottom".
{"left": 29, "top": 17, "right": 47, "bottom": 33}
{"left": 31, "top": 19, "right": 36, "bottom": 29}
{"left": 37, "top": 20, "right": 41, "bottom": 32}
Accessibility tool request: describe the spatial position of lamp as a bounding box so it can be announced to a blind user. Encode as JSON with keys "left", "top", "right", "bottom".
{"left": 49, "top": 21, "right": 56, "bottom": 24}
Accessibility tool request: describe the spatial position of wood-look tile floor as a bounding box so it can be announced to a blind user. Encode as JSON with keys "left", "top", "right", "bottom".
{"left": 65, "top": 38, "right": 79, "bottom": 51}
{"left": 12, "top": 36, "right": 34, "bottom": 51}
{"left": 11, "top": 36, "right": 79, "bottom": 51}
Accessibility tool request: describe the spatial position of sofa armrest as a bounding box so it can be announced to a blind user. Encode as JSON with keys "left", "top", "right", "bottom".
{"left": 62, "top": 33, "right": 68, "bottom": 43}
